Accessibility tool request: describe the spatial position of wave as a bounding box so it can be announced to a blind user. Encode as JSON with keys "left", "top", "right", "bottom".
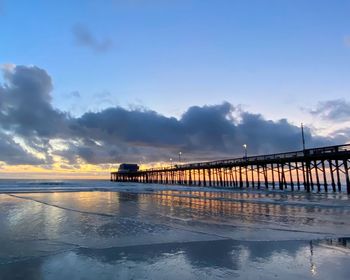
{"left": 0, "top": 181, "right": 349, "bottom": 210}
{"left": 26, "top": 181, "right": 67, "bottom": 186}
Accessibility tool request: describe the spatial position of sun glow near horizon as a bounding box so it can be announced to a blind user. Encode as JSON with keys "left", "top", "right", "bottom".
{"left": 0, "top": 160, "right": 175, "bottom": 179}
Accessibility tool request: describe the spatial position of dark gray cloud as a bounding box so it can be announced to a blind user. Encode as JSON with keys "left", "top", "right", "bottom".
{"left": 0, "top": 64, "right": 343, "bottom": 166}
{"left": 310, "top": 99, "right": 350, "bottom": 121}
{"left": 0, "top": 65, "right": 68, "bottom": 165}
{"left": 77, "top": 108, "right": 183, "bottom": 147}
{"left": 72, "top": 24, "right": 113, "bottom": 53}
{"left": 0, "top": 132, "right": 44, "bottom": 165}
{"left": 0, "top": 65, "right": 70, "bottom": 138}
{"left": 71, "top": 102, "right": 333, "bottom": 163}
{"left": 235, "top": 112, "right": 333, "bottom": 154}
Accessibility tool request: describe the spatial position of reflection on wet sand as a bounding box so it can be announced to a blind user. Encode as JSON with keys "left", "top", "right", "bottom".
{"left": 0, "top": 190, "right": 350, "bottom": 279}
{"left": 79, "top": 237, "right": 348, "bottom": 270}
{"left": 1, "top": 238, "right": 350, "bottom": 280}
{"left": 138, "top": 190, "right": 350, "bottom": 231}
{"left": 2, "top": 190, "right": 350, "bottom": 241}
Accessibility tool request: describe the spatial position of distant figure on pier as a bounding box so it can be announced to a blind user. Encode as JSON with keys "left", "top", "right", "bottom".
{"left": 118, "top": 163, "right": 139, "bottom": 173}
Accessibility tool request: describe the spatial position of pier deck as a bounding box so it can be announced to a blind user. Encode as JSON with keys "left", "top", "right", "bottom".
{"left": 111, "top": 144, "right": 350, "bottom": 193}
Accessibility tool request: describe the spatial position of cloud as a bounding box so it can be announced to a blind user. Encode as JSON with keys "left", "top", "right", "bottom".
{"left": 0, "top": 132, "right": 44, "bottom": 165}
{"left": 0, "top": 65, "right": 69, "bottom": 138}
{"left": 69, "top": 90, "right": 81, "bottom": 98}
{"left": 330, "top": 126, "right": 350, "bottom": 143}
{"left": 72, "top": 24, "right": 113, "bottom": 53}
{"left": 309, "top": 99, "right": 350, "bottom": 121}
{"left": 69, "top": 102, "right": 333, "bottom": 163}
{"left": 0, "top": 64, "right": 342, "bottom": 166}
{"left": 0, "top": 65, "right": 69, "bottom": 165}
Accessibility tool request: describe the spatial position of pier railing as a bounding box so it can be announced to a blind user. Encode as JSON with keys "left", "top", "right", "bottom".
{"left": 111, "top": 144, "right": 350, "bottom": 194}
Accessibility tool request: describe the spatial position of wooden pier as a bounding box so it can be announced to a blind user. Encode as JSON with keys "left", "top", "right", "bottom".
{"left": 111, "top": 144, "right": 350, "bottom": 194}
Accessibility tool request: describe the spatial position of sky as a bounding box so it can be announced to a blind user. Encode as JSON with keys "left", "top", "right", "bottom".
{"left": 0, "top": 0, "right": 350, "bottom": 178}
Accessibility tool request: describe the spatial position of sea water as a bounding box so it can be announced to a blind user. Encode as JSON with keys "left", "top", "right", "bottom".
{"left": 0, "top": 180, "right": 349, "bottom": 279}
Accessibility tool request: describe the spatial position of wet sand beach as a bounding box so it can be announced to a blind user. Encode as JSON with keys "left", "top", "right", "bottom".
{"left": 0, "top": 180, "right": 349, "bottom": 279}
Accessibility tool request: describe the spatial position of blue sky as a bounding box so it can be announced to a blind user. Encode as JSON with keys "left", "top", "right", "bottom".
{"left": 1, "top": 0, "right": 349, "bottom": 121}
{"left": 0, "top": 0, "right": 350, "bottom": 177}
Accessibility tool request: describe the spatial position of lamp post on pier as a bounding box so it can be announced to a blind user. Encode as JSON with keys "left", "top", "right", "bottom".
{"left": 301, "top": 123, "right": 306, "bottom": 151}
{"left": 243, "top": 144, "right": 248, "bottom": 159}
{"left": 178, "top": 152, "right": 182, "bottom": 163}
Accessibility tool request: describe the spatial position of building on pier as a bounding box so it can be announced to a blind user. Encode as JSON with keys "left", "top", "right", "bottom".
{"left": 118, "top": 163, "right": 139, "bottom": 173}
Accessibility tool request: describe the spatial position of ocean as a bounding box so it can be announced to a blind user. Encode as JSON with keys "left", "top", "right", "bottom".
{"left": 0, "top": 180, "right": 349, "bottom": 279}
